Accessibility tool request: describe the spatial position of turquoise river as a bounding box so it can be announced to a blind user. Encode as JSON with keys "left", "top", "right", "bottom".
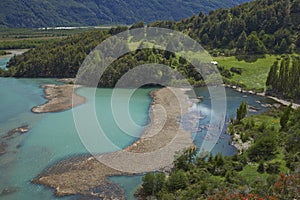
{"left": 0, "top": 57, "right": 276, "bottom": 200}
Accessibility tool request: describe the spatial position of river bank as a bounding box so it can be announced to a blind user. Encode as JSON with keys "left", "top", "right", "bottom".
{"left": 32, "top": 87, "right": 196, "bottom": 198}
{"left": 225, "top": 84, "right": 300, "bottom": 109}
{"left": 0, "top": 49, "right": 29, "bottom": 59}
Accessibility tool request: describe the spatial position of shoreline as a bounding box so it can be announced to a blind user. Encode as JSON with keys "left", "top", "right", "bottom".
{"left": 31, "top": 83, "right": 295, "bottom": 196}
{"left": 0, "top": 49, "right": 29, "bottom": 59}
{"left": 225, "top": 84, "right": 299, "bottom": 153}
{"left": 225, "top": 84, "right": 300, "bottom": 109}
{"left": 31, "top": 84, "right": 85, "bottom": 113}
{"left": 33, "top": 87, "right": 196, "bottom": 198}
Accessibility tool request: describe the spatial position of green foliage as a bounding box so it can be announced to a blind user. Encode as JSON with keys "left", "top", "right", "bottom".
{"left": 4, "top": 0, "right": 300, "bottom": 85}
{"left": 278, "top": 38, "right": 289, "bottom": 53}
{"left": 5, "top": 30, "right": 110, "bottom": 79}
{"left": 266, "top": 162, "right": 281, "bottom": 174}
{"left": 138, "top": 107, "right": 299, "bottom": 199}
{"left": 245, "top": 32, "right": 267, "bottom": 54}
{"left": 280, "top": 104, "right": 293, "bottom": 130}
{"left": 258, "top": 121, "right": 267, "bottom": 132}
{"left": 236, "top": 31, "right": 247, "bottom": 50}
{"left": 230, "top": 67, "right": 242, "bottom": 75}
{"left": 236, "top": 101, "right": 248, "bottom": 122}
{"left": 266, "top": 56, "right": 300, "bottom": 102}
{"left": 216, "top": 54, "right": 279, "bottom": 91}
{"left": 138, "top": 120, "right": 299, "bottom": 199}
{"left": 157, "top": 0, "right": 300, "bottom": 54}
{"left": 0, "top": 50, "right": 8, "bottom": 56}
{"left": 174, "top": 146, "right": 197, "bottom": 171}
{"left": 0, "top": 0, "right": 250, "bottom": 28}
{"left": 4, "top": 29, "right": 224, "bottom": 87}
{"left": 166, "top": 170, "right": 188, "bottom": 191}
{"left": 0, "top": 38, "right": 59, "bottom": 50}
{"left": 142, "top": 172, "right": 165, "bottom": 196}
{"left": 257, "top": 162, "right": 265, "bottom": 173}
{"left": 248, "top": 131, "right": 278, "bottom": 162}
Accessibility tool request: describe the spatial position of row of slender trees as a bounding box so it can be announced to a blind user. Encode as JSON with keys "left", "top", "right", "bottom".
{"left": 266, "top": 56, "right": 300, "bottom": 102}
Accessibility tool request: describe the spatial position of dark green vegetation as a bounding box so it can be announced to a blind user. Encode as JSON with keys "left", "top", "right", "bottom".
{"left": 0, "top": 38, "right": 60, "bottom": 50}
{"left": 137, "top": 105, "right": 300, "bottom": 199}
{"left": 1, "top": 28, "right": 226, "bottom": 87}
{"left": 236, "top": 101, "right": 248, "bottom": 122}
{"left": 0, "top": 27, "right": 97, "bottom": 39}
{"left": 153, "top": 0, "right": 300, "bottom": 55}
{"left": 0, "top": 50, "right": 10, "bottom": 56}
{"left": 267, "top": 55, "right": 300, "bottom": 103}
{"left": 0, "top": 27, "right": 105, "bottom": 50}
{"left": 1, "top": 30, "right": 110, "bottom": 78}
{"left": 3, "top": 0, "right": 300, "bottom": 88}
{"left": 0, "top": 0, "right": 249, "bottom": 28}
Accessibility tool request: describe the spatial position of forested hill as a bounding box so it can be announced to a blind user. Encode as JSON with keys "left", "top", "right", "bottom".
{"left": 0, "top": 0, "right": 250, "bottom": 28}
{"left": 153, "top": 0, "right": 300, "bottom": 54}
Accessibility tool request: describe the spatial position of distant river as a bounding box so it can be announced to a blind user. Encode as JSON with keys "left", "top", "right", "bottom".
{"left": 0, "top": 56, "right": 12, "bottom": 69}
{"left": 0, "top": 58, "right": 276, "bottom": 200}
{"left": 0, "top": 49, "right": 29, "bottom": 69}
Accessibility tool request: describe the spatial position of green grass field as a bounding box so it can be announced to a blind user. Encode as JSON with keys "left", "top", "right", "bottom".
{"left": 214, "top": 55, "right": 280, "bottom": 91}
{"left": 242, "top": 114, "right": 281, "bottom": 132}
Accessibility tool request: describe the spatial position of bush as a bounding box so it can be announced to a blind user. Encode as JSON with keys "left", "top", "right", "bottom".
{"left": 167, "top": 170, "right": 188, "bottom": 191}
{"left": 142, "top": 172, "right": 165, "bottom": 196}
{"left": 257, "top": 162, "right": 265, "bottom": 173}
{"left": 248, "top": 132, "right": 278, "bottom": 162}
{"left": 230, "top": 67, "right": 243, "bottom": 75}
{"left": 266, "top": 162, "right": 281, "bottom": 174}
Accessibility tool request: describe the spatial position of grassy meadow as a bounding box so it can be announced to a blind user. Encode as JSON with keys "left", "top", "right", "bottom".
{"left": 214, "top": 55, "right": 280, "bottom": 91}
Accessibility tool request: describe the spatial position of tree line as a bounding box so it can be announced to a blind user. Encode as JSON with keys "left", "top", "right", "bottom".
{"left": 266, "top": 55, "right": 300, "bottom": 102}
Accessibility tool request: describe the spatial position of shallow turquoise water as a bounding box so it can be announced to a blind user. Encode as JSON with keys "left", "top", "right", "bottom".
{"left": 0, "top": 56, "right": 12, "bottom": 69}
{"left": 0, "top": 76, "right": 276, "bottom": 199}
{"left": 109, "top": 175, "right": 143, "bottom": 199}
{"left": 0, "top": 78, "right": 153, "bottom": 200}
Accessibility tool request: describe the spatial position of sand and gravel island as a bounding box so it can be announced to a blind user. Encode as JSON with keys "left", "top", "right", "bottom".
{"left": 32, "top": 87, "right": 197, "bottom": 199}
{"left": 31, "top": 81, "right": 85, "bottom": 113}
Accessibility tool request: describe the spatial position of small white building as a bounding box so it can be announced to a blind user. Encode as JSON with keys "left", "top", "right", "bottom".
{"left": 211, "top": 61, "right": 218, "bottom": 65}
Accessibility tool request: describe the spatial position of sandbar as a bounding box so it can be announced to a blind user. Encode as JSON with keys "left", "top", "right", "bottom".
{"left": 32, "top": 87, "right": 195, "bottom": 198}
{"left": 31, "top": 84, "right": 85, "bottom": 113}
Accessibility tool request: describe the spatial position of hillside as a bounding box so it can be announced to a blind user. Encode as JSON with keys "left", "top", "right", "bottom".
{"left": 153, "top": 0, "right": 300, "bottom": 54}
{"left": 0, "top": 0, "right": 250, "bottom": 28}
{"left": 2, "top": 0, "right": 300, "bottom": 90}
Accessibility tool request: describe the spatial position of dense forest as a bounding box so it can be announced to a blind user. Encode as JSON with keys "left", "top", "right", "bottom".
{"left": 136, "top": 104, "right": 300, "bottom": 199}
{"left": 0, "top": 0, "right": 249, "bottom": 28}
{"left": 2, "top": 28, "right": 224, "bottom": 87}
{"left": 152, "top": 0, "right": 300, "bottom": 55}
{"left": 266, "top": 55, "right": 300, "bottom": 102}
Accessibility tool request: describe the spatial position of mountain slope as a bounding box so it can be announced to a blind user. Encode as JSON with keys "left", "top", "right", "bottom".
{"left": 152, "top": 0, "right": 300, "bottom": 54}
{"left": 0, "top": 0, "right": 250, "bottom": 28}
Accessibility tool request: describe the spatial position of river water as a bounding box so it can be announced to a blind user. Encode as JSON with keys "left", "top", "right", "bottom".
{"left": 0, "top": 57, "right": 275, "bottom": 200}
{"left": 0, "top": 56, "right": 12, "bottom": 69}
